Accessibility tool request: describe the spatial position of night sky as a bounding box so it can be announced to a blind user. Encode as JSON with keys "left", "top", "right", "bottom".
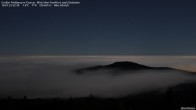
{"left": 0, "top": 0, "right": 196, "bottom": 55}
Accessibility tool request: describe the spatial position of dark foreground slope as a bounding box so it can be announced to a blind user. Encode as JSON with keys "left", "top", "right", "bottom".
{"left": 1, "top": 81, "right": 196, "bottom": 110}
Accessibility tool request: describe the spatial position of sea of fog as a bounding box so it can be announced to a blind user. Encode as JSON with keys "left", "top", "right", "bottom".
{"left": 0, "top": 56, "right": 196, "bottom": 98}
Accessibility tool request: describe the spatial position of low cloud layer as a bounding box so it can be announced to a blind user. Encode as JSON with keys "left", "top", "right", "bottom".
{"left": 0, "top": 56, "right": 196, "bottom": 98}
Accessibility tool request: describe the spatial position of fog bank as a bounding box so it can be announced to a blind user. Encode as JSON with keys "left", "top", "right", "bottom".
{"left": 0, "top": 56, "right": 196, "bottom": 98}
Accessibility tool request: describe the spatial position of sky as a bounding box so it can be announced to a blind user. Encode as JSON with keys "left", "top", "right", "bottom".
{"left": 0, "top": 0, "right": 196, "bottom": 55}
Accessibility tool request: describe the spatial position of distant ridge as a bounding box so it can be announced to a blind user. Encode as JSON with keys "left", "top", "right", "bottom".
{"left": 75, "top": 61, "right": 173, "bottom": 74}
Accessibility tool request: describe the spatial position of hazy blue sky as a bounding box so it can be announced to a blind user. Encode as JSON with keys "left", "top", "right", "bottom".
{"left": 0, "top": 0, "right": 196, "bottom": 55}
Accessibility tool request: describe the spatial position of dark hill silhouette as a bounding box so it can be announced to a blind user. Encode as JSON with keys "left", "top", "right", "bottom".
{"left": 75, "top": 61, "right": 175, "bottom": 74}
